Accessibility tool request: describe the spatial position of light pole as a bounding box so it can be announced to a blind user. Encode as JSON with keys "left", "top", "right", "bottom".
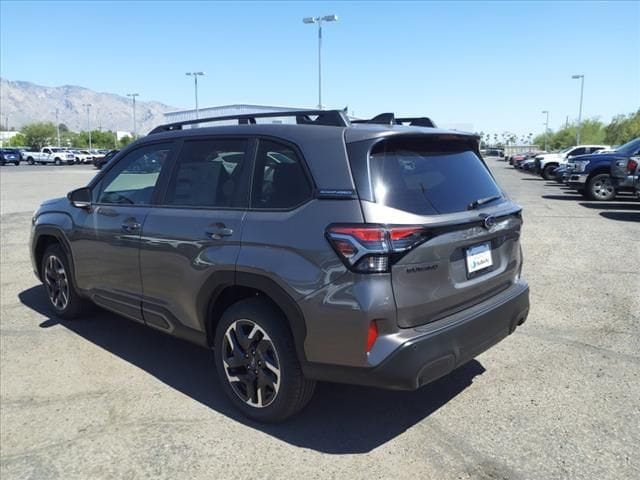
{"left": 82, "top": 103, "right": 92, "bottom": 149}
{"left": 303, "top": 14, "right": 338, "bottom": 109}
{"left": 55, "top": 109, "right": 61, "bottom": 147}
{"left": 541, "top": 110, "right": 549, "bottom": 151}
{"left": 185, "top": 72, "right": 205, "bottom": 119}
{"left": 127, "top": 93, "right": 139, "bottom": 138}
{"left": 571, "top": 74, "right": 584, "bottom": 145}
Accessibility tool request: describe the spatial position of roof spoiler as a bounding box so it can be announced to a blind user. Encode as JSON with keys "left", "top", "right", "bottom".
{"left": 352, "top": 113, "right": 437, "bottom": 128}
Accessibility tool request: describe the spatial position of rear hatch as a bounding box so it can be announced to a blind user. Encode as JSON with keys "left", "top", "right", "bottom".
{"left": 346, "top": 133, "right": 523, "bottom": 328}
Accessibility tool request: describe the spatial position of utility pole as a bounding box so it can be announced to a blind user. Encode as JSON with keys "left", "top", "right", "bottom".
{"left": 127, "top": 93, "right": 139, "bottom": 138}
{"left": 55, "top": 109, "right": 61, "bottom": 147}
{"left": 82, "top": 103, "right": 92, "bottom": 149}
{"left": 542, "top": 110, "right": 549, "bottom": 151}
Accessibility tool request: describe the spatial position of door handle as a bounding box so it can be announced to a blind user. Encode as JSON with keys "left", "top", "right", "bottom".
{"left": 206, "top": 224, "right": 233, "bottom": 240}
{"left": 121, "top": 220, "right": 141, "bottom": 233}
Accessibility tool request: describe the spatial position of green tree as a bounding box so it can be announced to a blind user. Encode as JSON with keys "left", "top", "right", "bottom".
{"left": 604, "top": 110, "right": 640, "bottom": 145}
{"left": 118, "top": 135, "right": 134, "bottom": 148}
{"left": 7, "top": 133, "right": 28, "bottom": 147}
{"left": 21, "top": 122, "right": 57, "bottom": 149}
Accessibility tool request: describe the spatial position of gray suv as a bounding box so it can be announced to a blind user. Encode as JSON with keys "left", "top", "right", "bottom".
{"left": 30, "top": 110, "right": 529, "bottom": 422}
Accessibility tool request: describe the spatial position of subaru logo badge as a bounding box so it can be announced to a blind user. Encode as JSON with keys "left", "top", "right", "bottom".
{"left": 483, "top": 216, "right": 496, "bottom": 229}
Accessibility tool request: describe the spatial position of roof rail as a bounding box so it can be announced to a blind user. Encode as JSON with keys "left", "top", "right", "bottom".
{"left": 352, "top": 113, "right": 437, "bottom": 128}
{"left": 148, "top": 109, "right": 350, "bottom": 134}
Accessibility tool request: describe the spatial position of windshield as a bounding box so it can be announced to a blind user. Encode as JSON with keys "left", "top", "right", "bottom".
{"left": 613, "top": 138, "right": 640, "bottom": 155}
{"left": 361, "top": 137, "right": 503, "bottom": 215}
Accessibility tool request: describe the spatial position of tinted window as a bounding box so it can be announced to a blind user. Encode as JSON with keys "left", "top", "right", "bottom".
{"left": 97, "top": 143, "right": 172, "bottom": 205}
{"left": 251, "top": 140, "right": 312, "bottom": 209}
{"left": 365, "top": 137, "right": 503, "bottom": 215}
{"left": 164, "top": 139, "right": 249, "bottom": 208}
{"left": 568, "top": 147, "right": 586, "bottom": 156}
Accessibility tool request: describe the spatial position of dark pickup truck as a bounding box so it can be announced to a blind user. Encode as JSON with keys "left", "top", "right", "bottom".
{"left": 566, "top": 138, "right": 640, "bottom": 200}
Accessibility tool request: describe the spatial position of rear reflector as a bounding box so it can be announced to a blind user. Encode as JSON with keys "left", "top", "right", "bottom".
{"left": 366, "top": 321, "right": 379, "bottom": 353}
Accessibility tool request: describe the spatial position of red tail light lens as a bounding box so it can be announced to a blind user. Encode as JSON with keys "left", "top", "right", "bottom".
{"left": 366, "top": 321, "right": 379, "bottom": 353}
{"left": 326, "top": 224, "right": 427, "bottom": 273}
{"left": 628, "top": 159, "right": 638, "bottom": 174}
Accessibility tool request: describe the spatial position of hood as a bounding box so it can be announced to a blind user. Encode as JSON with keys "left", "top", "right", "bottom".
{"left": 570, "top": 153, "right": 626, "bottom": 163}
{"left": 40, "top": 196, "right": 68, "bottom": 209}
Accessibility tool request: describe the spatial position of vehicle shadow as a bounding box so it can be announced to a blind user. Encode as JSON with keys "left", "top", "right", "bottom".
{"left": 541, "top": 194, "right": 584, "bottom": 201}
{"left": 520, "top": 178, "right": 545, "bottom": 181}
{"left": 18, "top": 285, "right": 485, "bottom": 454}
{"left": 599, "top": 211, "right": 640, "bottom": 222}
{"left": 579, "top": 202, "right": 640, "bottom": 211}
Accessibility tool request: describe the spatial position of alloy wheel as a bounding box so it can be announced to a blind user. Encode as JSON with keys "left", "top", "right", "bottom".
{"left": 44, "top": 255, "right": 69, "bottom": 311}
{"left": 221, "top": 319, "right": 281, "bottom": 408}
{"left": 592, "top": 176, "right": 614, "bottom": 199}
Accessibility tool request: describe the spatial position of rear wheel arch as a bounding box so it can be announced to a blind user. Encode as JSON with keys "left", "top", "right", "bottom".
{"left": 203, "top": 273, "right": 308, "bottom": 363}
{"left": 587, "top": 167, "right": 610, "bottom": 182}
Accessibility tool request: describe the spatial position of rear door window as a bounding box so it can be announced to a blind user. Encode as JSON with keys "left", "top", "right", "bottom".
{"left": 250, "top": 140, "right": 312, "bottom": 209}
{"left": 360, "top": 136, "right": 503, "bottom": 215}
{"left": 163, "top": 138, "right": 250, "bottom": 208}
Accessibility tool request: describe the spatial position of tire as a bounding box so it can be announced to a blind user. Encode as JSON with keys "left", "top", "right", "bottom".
{"left": 54, "top": 158, "right": 62, "bottom": 165}
{"left": 14, "top": 161, "right": 20, "bottom": 166}
{"left": 542, "top": 164, "right": 556, "bottom": 180}
{"left": 585, "top": 173, "right": 616, "bottom": 201}
{"left": 41, "top": 243, "right": 92, "bottom": 319}
{"left": 27, "top": 157, "right": 34, "bottom": 165}
{"left": 214, "top": 297, "right": 316, "bottom": 423}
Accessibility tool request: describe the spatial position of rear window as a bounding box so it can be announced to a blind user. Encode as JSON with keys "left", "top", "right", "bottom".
{"left": 360, "top": 136, "right": 503, "bottom": 215}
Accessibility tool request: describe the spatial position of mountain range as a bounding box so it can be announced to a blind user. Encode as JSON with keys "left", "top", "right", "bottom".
{"left": 0, "top": 78, "right": 179, "bottom": 134}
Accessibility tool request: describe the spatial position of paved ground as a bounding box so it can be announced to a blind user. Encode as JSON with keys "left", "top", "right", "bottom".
{"left": 1, "top": 160, "right": 638, "bottom": 479}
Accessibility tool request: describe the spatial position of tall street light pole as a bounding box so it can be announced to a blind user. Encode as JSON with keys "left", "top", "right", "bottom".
{"left": 55, "top": 109, "right": 61, "bottom": 147}
{"left": 571, "top": 74, "right": 584, "bottom": 145}
{"left": 541, "top": 110, "right": 549, "bottom": 151}
{"left": 303, "top": 14, "right": 338, "bottom": 109}
{"left": 127, "top": 93, "right": 139, "bottom": 138}
{"left": 185, "top": 72, "right": 205, "bottom": 119}
{"left": 82, "top": 103, "right": 92, "bottom": 150}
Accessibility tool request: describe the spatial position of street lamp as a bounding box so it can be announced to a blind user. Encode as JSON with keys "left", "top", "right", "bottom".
{"left": 571, "top": 74, "right": 584, "bottom": 145}
{"left": 127, "top": 93, "right": 139, "bottom": 138}
{"left": 541, "top": 110, "right": 549, "bottom": 151}
{"left": 185, "top": 72, "right": 205, "bottom": 119}
{"left": 82, "top": 103, "right": 92, "bottom": 150}
{"left": 303, "top": 14, "right": 338, "bottom": 109}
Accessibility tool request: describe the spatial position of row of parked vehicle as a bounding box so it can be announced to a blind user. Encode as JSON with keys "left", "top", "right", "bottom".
{"left": 0, "top": 147, "right": 119, "bottom": 169}
{"left": 508, "top": 139, "right": 640, "bottom": 200}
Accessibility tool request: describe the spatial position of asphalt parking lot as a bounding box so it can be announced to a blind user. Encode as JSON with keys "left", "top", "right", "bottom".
{"left": 1, "top": 161, "right": 638, "bottom": 480}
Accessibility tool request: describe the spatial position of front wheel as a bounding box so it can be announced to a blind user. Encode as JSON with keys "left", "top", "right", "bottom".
{"left": 14, "top": 161, "right": 20, "bottom": 166}
{"left": 586, "top": 173, "right": 616, "bottom": 201}
{"left": 542, "top": 164, "right": 557, "bottom": 180}
{"left": 214, "top": 298, "right": 316, "bottom": 423}
{"left": 54, "top": 158, "right": 62, "bottom": 165}
{"left": 41, "top": 244, "right": 92, "bottom": 319}
{"left": 27, "top": 157, "right": 35, "bottom": 165}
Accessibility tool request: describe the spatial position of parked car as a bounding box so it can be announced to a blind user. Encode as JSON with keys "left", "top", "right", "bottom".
{"left": 30, "top": 110, "right": 529, "bottom": 422}
{"left": 512, "top": 151, "right": 543, "bottom": 169}
{"left": 93, "top": 149, "right": 120, "bottom": 169}
{"left": 72, "top": 150, "right": 94, "bottom": 164}
{"left": 566, "top": 138, "right": 640, "bottom": 200}
{"left": 534, "top": 145, "right": 610, "bottom": 180}
{"left": 0, "top": 148, "right": 21, "bottom": 166}
{"left": 607, "top": 138, "right": 640, "bottom": 197}
{"left": 23, "top": 147, "right": 75, "bottom": 165}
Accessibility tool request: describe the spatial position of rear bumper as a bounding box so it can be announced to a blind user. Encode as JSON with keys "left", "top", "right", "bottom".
{"left": 304, "top": 280, "right": 529, "bottom": 390}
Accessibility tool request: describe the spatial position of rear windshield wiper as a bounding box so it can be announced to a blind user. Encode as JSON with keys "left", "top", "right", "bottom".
{"left": 467, "top": 194, "right": 502, "bottom": 210}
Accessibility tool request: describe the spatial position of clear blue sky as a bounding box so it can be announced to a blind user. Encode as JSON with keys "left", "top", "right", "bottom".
{"left": 1, "top": 1, "right": 639, "bottom": 136}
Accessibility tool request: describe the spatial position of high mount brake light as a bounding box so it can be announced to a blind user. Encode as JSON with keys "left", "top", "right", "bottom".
{"left": 326, "top": 225, "right": 428, "bottom": 273}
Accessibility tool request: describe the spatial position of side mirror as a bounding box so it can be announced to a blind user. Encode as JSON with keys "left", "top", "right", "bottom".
{"left": 67, "top": 187, "right": 92, "bottom": 209}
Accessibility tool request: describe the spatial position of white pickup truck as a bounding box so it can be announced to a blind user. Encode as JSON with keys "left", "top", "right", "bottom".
{"left": 24, "top": 147, "right": 76, "bottom": 165}
{"left": 535, "top": 144, "right": 610, "bottom": 180}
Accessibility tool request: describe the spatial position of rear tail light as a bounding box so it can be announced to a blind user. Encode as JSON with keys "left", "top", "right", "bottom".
{"left": 326, "top": 224, "right": 428, "bottom": 273}
{"left": 366, "top": 321, "right": 379, "bottom": 353}
{"left": 628, "top": 159, "right": 638, "bottom": 174}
